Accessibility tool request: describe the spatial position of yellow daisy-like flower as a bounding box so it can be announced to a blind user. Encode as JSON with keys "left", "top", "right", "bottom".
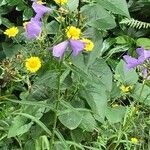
{"left": 120, "top": 85, "right": 132, "bottom": 93}
{"left": 54, "top": 0, "right": 68, "bottom": 5}
{"left": 82, "top": 38, "right": 94, "bottom": 51}
{"left": 131, "top": 137, "right": 138, "bottom": 144}
{"left": 4, "top": 27, "right": 19, "bottom": 38}
{"left": 25, "top": 57, "right": 41, "bottom": 73}
{"left": 66, "top": 26, "right": 81, "bottom": 40}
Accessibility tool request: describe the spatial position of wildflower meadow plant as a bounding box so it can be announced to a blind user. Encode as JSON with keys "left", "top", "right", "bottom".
{"left": 0, "top": 0, "right": 149, "bottom": 150}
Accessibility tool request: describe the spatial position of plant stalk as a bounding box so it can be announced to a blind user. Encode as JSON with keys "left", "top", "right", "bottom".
{"left": 50, "top": 60, "right": 63, "bottom": 149}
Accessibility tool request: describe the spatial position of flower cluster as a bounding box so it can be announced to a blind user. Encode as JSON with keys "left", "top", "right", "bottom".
{"left": 124, "top": 47, "right": 150, "bottom": 79}
{"left": 52, "top": 26, "right": 94, "bottom": 58}
{"left": 25, "top": 0, "right": 51, "bottom": 39}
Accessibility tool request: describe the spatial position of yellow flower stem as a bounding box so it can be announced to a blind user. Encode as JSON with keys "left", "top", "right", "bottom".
{"left": 50, "top": 59, "right": 63, "bottom": 149}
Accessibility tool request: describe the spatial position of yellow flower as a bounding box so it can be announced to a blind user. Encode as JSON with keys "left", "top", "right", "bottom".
{"left": 25, "top": 57, "right": 41, "bottom": 73}
{"left": 131, "top": 137, "right": 138, "bottom": 144}
{"left": 82, "top": 38, "right": 94, "bottom": 51}
{"left": 120, "top": 85, "right": 132, "bottom": 93}
{"left": 112, "top": 103, "right": 119, "bottom": 108}
{"left": 4, "top": 27, "right": 19, "bottom": 38}
{"left": 54, "top": 0, "right": 68, "bottom": 5}
{"left": 66, "top": 26, "right": 81, "bottom": 40}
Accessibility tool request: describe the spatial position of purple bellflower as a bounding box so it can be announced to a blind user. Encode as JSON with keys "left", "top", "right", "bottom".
{"left": 52, "top": 40, "right": 85, "bottom": 58}
{"left": 25, "top": 1, "right": 51, "bottom": 39}
{"left": 136, "top": 47, "right": 150, "bottom": 61}
{"left": 123, "top": 55, "right": 144, "bottom": 70}
{"left": 32, "top": 2, "right": 51, "bottom": 21}
{"left": 26, "top": 18, "right": 42, "bottom": 39}
{"left": 123, "top": 47, "right": 150, "bottom": 70}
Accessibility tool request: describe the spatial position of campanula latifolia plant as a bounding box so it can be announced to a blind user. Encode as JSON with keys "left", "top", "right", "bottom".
{"left": 0, "top": 0, "right": 149, "bottom": 149}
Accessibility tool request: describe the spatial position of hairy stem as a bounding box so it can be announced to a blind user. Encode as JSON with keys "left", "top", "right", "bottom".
{"left": 50, "top": 60, "right": 63, "bottom": 149}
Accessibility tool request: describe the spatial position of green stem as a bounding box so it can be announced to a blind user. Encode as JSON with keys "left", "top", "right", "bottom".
{"left": 77, "top": 0, "right": 82, "bottom": 27}
{"left": 50, "top": 60, "right": 63, "bottom": 149}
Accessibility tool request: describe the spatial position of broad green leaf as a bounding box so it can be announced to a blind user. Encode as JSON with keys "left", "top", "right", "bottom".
{"left": 8, "top": 116, "right": 33, "bottom": 138}
{"left": 67, "top": 0, "right": 79, "bottom": 11}
{"left": 97, "top": 0, "right": 130, "bottom": 17}
{"left": 46, "top": 21, "right": 59, "bottom": 34}
{"left": 58, "top": 109, "right": 83, "bottom": 130}
{"left": 23, "top": 7, "right": 33, "bottom": 20}
{"left": 106, "top": 106, "right": 126, "bottom": 123}
{"left": 115, "top": 60, "right": 138, "bottom": 85}
{"left": 88, "top": 58, "right": 112, "bottom": 91}
{"left": 81, "top": 4, "right": 116, "bottom": 30}
{"left": 79, "top": 112, "right": 97, "bottom": 132}
{"left": 136, "top": 38, "right": 150, "bottom": 49}
{"left": 132, "top": 83, "right": 150, "bottom": 106}
{"left": 2, "top": 43, "right": 24, "bottom": 57}
{"left": 87, "top": 85, "right": 108, "bottom": 122}
{"left": 15, "top": 113, "right": 51, "bottom": 135}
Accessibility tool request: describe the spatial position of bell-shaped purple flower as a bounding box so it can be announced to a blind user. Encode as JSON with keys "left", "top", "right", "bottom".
{"left": 32, "top": 3, "right": 51, "bottom": 21}
{"left": 136, "top": 47, "right": 150, "bottom": 61}
{"left": 123, "top": 55, "right": 144, "bottom": 70}
{"left": 69, "top": 39, "right": 85, "bottom": 56}
{"left": 26, "top": 18, "right": 42, "bottom": 39}
{"left": 52, "top": 41, "right": 69, "bottom": 58}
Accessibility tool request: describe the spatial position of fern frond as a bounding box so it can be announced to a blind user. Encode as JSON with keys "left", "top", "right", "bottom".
{"left": 120, "top": 18, "right": 150, "bottom": 29}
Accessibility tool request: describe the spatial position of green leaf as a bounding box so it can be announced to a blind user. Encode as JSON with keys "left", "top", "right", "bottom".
{"left": 132, "top": 83, "right": 150, "bottom": 106}
{"left": 8, "top": 116, "right": 33, "bottom": 138}
{"left": 106, "top": 106, "right": 126, "bottom": 123}
{"left": 15, "top": 113, "right": 51, "bottom": 135}
{"left": 136, "top": 38, "right": 150, "bottom": 49}
{"left": 67, "top": 0, "right": 79, "bottom": 11}
{"left": 46, "top": 21, "right": 59, "bottom": 34}
{"left": 6, "top": 0, "right": 21, "bottom": 6}
{"left": 58, "top": 109, "right": 83, "bottom": 130}
{"left": 79, "top": 112, "right": 97, "bottom": 132}
{"left": 97, "top": 0, "right": 130, "bottom": 17}
{"left": 2, "top": 43, "right": 24, "bottom": 58}
{"left": 23, "top": 7, "right": 33, "bottom": 20}
{"left": 88, "top": 58, "right": 112, "bottom": 91}
{"left": 81, "top": 4, "right": 116, "bottom": 30}
{"left": 115, "top": 60, "right": 138, "bottom": 85}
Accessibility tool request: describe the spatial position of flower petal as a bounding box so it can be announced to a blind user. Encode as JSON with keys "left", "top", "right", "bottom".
{"left": 52, "top": 41, "right": 68, "bottom": 58}
{"left": 123, "top": 55, "right": 143, "bottom": 69}
{"left": 32, "top": 3, "right": 51, "bottom": 20}
{"left": 136, "top": 47, "right": 150, "bottom": 60}
{"left": 69, "top": 39, "right": 85, "bottom": 56}
{"left": 26, "top": 18, "right": 42, "bottom": 39}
